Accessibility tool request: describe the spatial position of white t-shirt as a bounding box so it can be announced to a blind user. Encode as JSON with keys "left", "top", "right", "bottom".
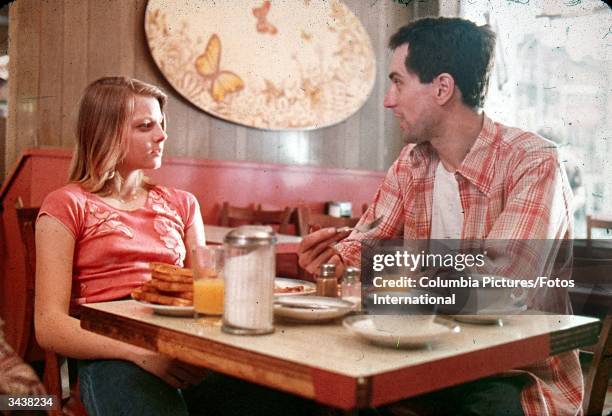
{"left": 430, "top": 161, "right": 464, "bottom": 239}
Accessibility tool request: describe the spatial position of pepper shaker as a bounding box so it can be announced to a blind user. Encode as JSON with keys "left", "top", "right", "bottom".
{"left": 316, "top": 263, "right": 338, "bottom": 297}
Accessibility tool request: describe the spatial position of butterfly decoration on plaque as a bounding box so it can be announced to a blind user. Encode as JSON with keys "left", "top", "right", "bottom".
{"left": 145, "top": 0, "right": 376, "bottom": 130}
{"left": 252, "top": 1, "right": 277, "bottom": 35}
{"left": 195, "top": 34, "right": 245, "bottom": 102}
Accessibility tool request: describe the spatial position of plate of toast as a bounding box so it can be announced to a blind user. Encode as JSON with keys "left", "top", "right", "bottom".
{"left": 132, "top": 300, "right": 194, "bottom": 317}
{"left": 131, "top": 262, "right": 194, "bottom": 317}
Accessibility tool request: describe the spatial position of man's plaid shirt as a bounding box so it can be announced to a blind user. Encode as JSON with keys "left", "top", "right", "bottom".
{"left": 336, "top": 115, "right": 583, "bottom": 416}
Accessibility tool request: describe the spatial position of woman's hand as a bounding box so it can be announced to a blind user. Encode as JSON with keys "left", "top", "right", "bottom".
{"left": 131, "top": 349, "right": 207, "bottom": 389}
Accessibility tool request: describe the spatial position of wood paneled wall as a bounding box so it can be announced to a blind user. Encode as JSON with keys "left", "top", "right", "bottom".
{"left": 5, "top": 0, "right": 438, "bottom": 178}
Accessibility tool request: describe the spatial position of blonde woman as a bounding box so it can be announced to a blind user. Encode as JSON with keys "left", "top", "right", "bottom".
{"left": 35, "top": 76, "right": 209, "bottom": 415}
{"left": 35, "top": 77, "right": 313, "bottom": 416}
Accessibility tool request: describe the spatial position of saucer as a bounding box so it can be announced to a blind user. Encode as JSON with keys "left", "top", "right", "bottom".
{"left": 274, "top": 296, "right": 353, "bottom": 322}
{"left": 343, "top": 315, "right": 460, "bottom": 348}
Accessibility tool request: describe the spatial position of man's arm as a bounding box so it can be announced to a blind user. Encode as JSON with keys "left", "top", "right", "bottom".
{"left": 489, "top": 154, "right": 571, "bottom": 240}
{"left": 480, "top": 151, "right": 573, "bottom": 313}
{"left": 298, "top": 147, "right": 411, "bottom": 276}
{"left": 334, "top": 151, "right": 410, "bottom": 267}
{"left": 483, "top": 153, "right": 572, "bottom": 276}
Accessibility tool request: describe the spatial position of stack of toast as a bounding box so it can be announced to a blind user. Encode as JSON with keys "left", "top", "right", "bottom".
{"left": 131, "top": 262, "right": 193, "bottom": 306}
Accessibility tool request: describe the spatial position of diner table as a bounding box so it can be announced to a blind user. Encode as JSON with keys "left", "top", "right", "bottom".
{"left": 204, "top": 224, "right": 302, "bottom": 254}
{"left": 80, "top": 300, "right": 600, "bottom": 410}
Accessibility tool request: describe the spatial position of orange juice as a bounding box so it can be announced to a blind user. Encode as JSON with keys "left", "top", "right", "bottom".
{"left": 194, "top": 278, "right": 224, "bottom": 315}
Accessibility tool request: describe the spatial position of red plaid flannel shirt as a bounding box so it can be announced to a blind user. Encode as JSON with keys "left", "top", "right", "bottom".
{"left": 0, "top": 318, "right": 46, "bottom": 396}
{"left": 336, "top": 115, "right": 583, "bottom": 416}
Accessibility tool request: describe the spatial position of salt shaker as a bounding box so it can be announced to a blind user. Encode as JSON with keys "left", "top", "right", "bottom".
{"left": 222, "top": 226, "right": 276, "bottom": 335}
{"left": 316, "top": 263, "right": 338, "bottom": 297}
{"left": 341, "top": 266, "right": 361, "bottom": 310}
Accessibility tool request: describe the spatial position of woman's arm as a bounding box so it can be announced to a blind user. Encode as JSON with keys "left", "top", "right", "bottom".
{"left": 34, "top": 215, "right": 204, "bottom": 388}
{"left": 183, "top": 206, "right": 206, "bottom": 268}
{"left": 35, "top": 215, "right": 134, "bottom": 360}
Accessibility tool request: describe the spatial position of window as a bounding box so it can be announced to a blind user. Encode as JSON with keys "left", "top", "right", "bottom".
{"left": 461, "top": 0, "right": 611, "bottom": 237}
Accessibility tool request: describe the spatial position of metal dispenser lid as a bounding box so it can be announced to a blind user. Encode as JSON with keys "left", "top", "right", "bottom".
{"left": 319, "top": 263, "right": 336, "bottom": 277}
{"left": 224, "top": 225, "right": 277, "bottom": 246}
{"left": 344, "top": 266, "right": 360, "bottom": 281}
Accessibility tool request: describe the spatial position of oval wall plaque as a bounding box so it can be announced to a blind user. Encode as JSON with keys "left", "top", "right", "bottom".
{"left": 145, "top": 0, "right": 376, "bottom": 130}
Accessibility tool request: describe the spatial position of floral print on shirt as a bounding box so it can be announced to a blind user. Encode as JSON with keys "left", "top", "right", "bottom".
{"left": 84, "top": 201, "right": 133, "bottom": 239}
{"left": 150, "top": 187, "right": 186, "bottom": 265}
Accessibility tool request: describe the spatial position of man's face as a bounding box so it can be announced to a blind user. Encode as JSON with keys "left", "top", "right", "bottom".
{"left": 383, "top": 44, "right": 437, "bottom": 144}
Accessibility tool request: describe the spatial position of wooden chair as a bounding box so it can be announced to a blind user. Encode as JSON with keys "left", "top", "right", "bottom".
{"left": 14, "top": 207, "right": 39, "bottom": 359}
{"left": 587, "top": 214, "right": 612, "bottom": 240}
{"left": 15, "top": 205, "right": 86, "bottom": 415}
{"left": 586, "top": 214, "right": 612, "bottom": 257}
{"left": 253, "top": 206, "right": 294, "bottom": 235}
{"left": 220, "top": 202, "right": 293, "bottom": 234}
{"left": 571, "top": 243, "right": 612, "bottom": 319}
{"left": 570, "top": 240, "right": 612, "bottom": 415}
{"left": 220, "top": 202, "right": 255, "bottom": 228}
{"left": 220, "top": 202, "right": 297, "bottom": 277}
{"left": 295, "top": 206, "right": 359, "bottom": 237}
{"left": 582, "top": 315, "right": 612, "bottom": 416}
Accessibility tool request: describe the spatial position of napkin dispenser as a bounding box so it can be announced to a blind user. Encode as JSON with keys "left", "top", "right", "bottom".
{"left": 326, "top": 201, "right": 352, "bottom": 218}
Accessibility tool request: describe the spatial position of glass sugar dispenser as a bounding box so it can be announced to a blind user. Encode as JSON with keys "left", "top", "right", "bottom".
{"left": 222, "top": 226, "right": 276, "bottom": 335}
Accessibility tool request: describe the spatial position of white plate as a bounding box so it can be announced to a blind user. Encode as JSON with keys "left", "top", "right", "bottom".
{"left": 451, "top": 303, "right": 527, "bottom": 325}
{"left": 133, "top": 300, "right": 194, "bottom": 317}
{"left": 274, "top": 296, "right": 353, "bottom": 322}
{"left": 274, "top": 277, "right": 316, "bottom": 297}
{"left": 343, "top": 315, "right": 460, "bottom": 348}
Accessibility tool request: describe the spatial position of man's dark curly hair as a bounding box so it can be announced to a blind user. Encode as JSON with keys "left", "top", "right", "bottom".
{"left": 389, "top": 17, "right": 496, "bottom": 109}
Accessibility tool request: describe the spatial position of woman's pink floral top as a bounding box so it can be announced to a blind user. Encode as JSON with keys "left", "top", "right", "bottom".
{"left": 38, "top": 183, "right": 200, "bottom": 309}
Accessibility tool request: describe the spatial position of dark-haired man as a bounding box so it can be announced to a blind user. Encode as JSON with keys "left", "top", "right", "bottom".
{"left": 298, "top": 17, "right": 580, "bottom": 416}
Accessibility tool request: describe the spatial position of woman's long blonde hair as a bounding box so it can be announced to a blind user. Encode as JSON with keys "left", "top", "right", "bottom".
{"left": 68, "top": 76, "right": 167, "bottom": 195}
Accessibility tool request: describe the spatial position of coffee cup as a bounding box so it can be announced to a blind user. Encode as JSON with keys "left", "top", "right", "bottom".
{"left": 466, "top": 276, "right": 527, "bottom": 312}
{"left": 366, "top": 290, "right": 437, "bottom": 335}
{"left": 371, "top": 314, "right": 436, "bottom": 336}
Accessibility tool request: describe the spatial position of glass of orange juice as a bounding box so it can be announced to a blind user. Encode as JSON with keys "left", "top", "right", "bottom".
{"left": 192, "top": 246, "right": 224, "bottom": 316}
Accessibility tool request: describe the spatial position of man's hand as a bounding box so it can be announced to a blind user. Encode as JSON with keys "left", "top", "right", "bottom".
{"left": 297, "top": 227, "right": 350, "bottom": 277}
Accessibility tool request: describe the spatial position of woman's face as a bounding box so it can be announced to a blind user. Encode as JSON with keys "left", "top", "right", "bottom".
{"left": 117, "top": 95, "right": 167, "bottom": 173}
